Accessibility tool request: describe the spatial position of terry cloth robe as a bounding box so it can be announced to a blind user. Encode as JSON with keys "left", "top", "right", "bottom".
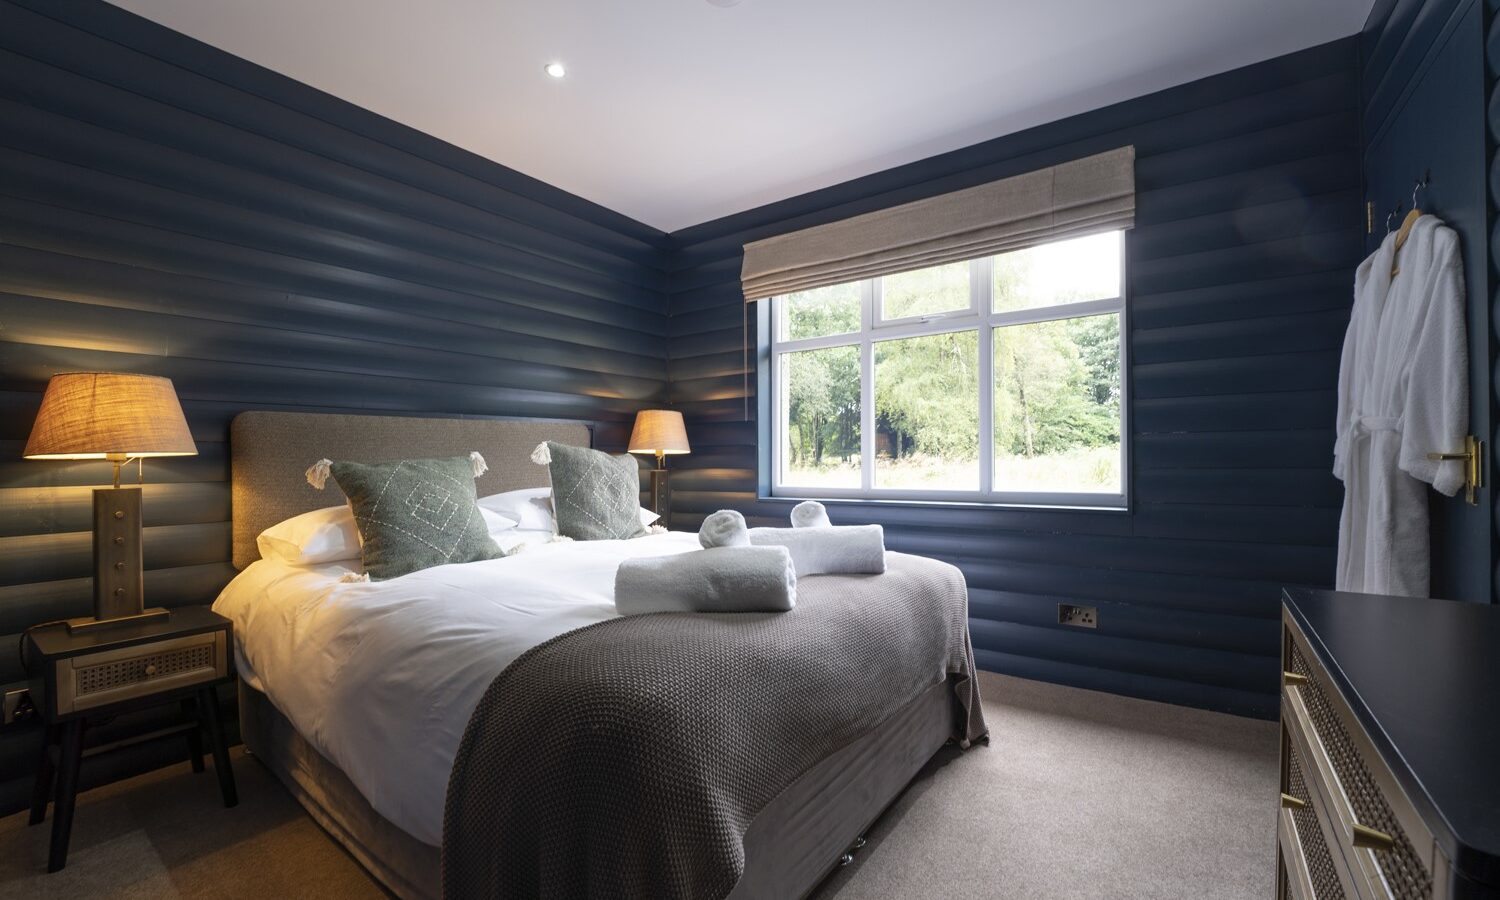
{"left": 1334, "top": 214, "right": 1467, "bottom": 597}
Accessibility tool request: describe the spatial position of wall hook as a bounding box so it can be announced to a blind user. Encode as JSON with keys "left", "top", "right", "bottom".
{"left": 1411, "top": 171, "right": 1430, "bottom": 210}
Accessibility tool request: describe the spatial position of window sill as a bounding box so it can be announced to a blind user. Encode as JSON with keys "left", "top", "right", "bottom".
{"left": 758, "top": 493, "right": 1129, "bottom": 514}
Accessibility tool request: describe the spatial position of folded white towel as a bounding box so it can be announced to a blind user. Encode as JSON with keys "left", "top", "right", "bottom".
{"left": 614, "top": 546, "right": 796, "bottom": 615}
{"left": 748, "top": 524, "right": 886, "bottom": 576}
{"left": 699, "top": 509, "right": 750, "bottom": 549}
{"left": 790, "top": 500, "right": 832, "bottom": 528}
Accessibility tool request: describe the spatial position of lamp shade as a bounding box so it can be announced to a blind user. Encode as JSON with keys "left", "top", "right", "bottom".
{"left": 627, "top": 409, "right": 690, "bottom": 456}
{"left": 23, "top": 373, "right": 197, "bottom": 459}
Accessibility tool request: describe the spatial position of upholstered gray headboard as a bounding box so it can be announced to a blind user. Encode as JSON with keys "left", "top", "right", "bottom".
{"left": 230, "top": 411, "right": 592, "bottom": 569}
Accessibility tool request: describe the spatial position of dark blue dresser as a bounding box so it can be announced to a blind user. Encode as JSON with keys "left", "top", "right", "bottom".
{"left": 1279, "top": 588, "right": 1500, "bottom": 899}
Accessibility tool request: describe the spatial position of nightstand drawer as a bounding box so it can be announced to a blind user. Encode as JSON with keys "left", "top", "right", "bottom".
{"left": 1283, "top": 620, "right": 1437, "bottom": 900}
{"left": 55, "top": 631, "right": 228, "bottom": 715}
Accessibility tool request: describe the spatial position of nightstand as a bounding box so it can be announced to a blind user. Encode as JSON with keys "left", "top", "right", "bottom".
{"left": 22, "top": 605, "right": 237, "bottom": 872}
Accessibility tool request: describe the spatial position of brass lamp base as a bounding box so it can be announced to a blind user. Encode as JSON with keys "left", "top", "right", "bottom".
{"left": 66, "top": 607, "right": 171, "bottom": 634}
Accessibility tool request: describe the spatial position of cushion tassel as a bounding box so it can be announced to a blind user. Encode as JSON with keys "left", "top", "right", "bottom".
{"left": 306, "top": 458, "right": 333, "bottom": 490}
{"left": 530, "top": 442, "right": 552, "bottom": 465}
{"left": 338, "top": 571, "right": 369, "bottom": 584}
{"left": 469, "top": 450, "right": 488, "bottom": 478}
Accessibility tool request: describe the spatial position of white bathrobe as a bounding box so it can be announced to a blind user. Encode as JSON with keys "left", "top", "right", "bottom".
{"left": 1334, "top": 214, "right": 1467, "bottom": 597}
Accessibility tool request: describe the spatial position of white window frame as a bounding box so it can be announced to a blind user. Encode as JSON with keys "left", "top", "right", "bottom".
{"left": 770, "top": 231, "right": 1129, "bottom": 509}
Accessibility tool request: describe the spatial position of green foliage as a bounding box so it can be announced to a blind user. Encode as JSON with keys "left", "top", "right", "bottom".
{"left": 994, "top": 314, "right": 1120, "bottom": 458}
{"left": 883, "top": 261, "right": 969, "bottom": 319}
{"left": 874, "top": 331, "right": 979, "bottom": 460}
{"left": 781, "top": 283, "right": 860, "bottom": 341}
{"left": 781, "top": 243, "right": 1123, "bottom": 493}
{"left": 785, "top": 345, "right": 859, "bottom": 466}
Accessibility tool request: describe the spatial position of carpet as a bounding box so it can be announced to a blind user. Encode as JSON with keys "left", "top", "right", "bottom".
{"left": 0, "top": 671, "right": 1278, "bottom": 899}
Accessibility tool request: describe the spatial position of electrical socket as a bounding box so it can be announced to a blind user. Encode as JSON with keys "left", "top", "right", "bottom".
{"left": 3, "top": 687, "right": 33, "bottom": 725}
{"left": 1058, "top": 604, "right": 1098, "bottom": 629}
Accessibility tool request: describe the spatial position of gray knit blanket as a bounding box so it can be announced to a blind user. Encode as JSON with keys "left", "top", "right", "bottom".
{"left": 442, "top": 552, "right": 987, "bottom": 900}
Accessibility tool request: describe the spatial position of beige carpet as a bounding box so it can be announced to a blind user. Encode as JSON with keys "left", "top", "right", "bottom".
{"left": 0, "top": 672, "right": 1278, "bottom": 899}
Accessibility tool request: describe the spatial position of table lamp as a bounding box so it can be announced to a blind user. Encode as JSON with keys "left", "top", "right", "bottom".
{"left": 24, "top": 373, "right": 197, "bottom": 632}
{"left": 627, "top": 409, "right": 690, "bottom": 528}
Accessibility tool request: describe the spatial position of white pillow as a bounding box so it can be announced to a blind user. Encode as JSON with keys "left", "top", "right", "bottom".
{"left": 257, "top": 505, "right": 360, "bottom": 565}
{"left": 258, "top": 504, "right": 517, "bottom": 565}
{"left": 478, "top": 488, "right": 661, "bottom": 533}
{"left": 477, "top": 487, "right": 555, "bottom": 530}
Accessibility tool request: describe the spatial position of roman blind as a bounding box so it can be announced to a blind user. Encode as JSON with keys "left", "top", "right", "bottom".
{"left": 740, "top": 146, "right": 1135, "bottom": 301}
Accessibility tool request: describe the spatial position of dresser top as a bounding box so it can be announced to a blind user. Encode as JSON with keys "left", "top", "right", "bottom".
{"left": 1283, "top": 587, "right": 1500, "bottom": 885}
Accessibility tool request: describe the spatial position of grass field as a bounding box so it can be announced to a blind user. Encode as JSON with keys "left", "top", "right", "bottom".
{"left": 782, "top": 445, "right": 1119, "bottom": 494}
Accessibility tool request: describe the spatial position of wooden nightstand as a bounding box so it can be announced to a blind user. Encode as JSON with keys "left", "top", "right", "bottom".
{"left": 22, "top": 605, "right": 237, "bottom": 872}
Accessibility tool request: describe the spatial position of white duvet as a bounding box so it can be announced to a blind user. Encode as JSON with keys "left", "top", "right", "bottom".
{"left": 212, "top": 530, "right": 702, "bottom": 846}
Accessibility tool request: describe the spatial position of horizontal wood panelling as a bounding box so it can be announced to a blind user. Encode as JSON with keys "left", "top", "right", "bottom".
{"left": 1363, "top": 0, "right": 1493, "bottom": 603}
{"left": 0, "top": 0, "right": 669, "bottom": 815}
{"left": 665, "top": 38, "right": 1364, "bottom": 719}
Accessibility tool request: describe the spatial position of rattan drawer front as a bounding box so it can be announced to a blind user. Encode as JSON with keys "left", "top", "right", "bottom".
{"left": 1285, "top": 636, "right": 1434, "bottom": 900}
{"left": 1283, "top": 736, "right": 1350, "bottom": 900}
{"left": 55, "top": 632, "right": 227, "bottom": 714}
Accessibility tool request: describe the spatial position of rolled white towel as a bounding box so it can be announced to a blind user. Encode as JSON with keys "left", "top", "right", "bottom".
{"left": 699, "top": 509, "right": 750, "bottom": 549}
{"left": 748, "top": 524, "right": 886, "bottom": 576}
{"left": 614, "top": 546, "right": 796, "bottom": 615}
{"left": 790, "top": 500, "right": 832, "bottom": 528}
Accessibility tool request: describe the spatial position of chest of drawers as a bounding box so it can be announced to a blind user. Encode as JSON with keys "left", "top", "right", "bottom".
{"left": 1278, "top": 589, "right": 1500, "bottom": 900}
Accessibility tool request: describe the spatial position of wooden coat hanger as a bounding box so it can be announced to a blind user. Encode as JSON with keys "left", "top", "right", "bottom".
{"left": 1391, "top": 176, "right": 1429, "bottom": 277}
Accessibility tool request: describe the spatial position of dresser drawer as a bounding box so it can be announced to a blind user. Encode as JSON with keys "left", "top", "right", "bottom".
{"left": 52, "top": 631, "right": 228, "bottom": 715}
{"left": 1282, "top": 618, "right": 1440, "bottom": 900}
{"left": 1281, "top": 728, "right": 1355, "bottom": 900}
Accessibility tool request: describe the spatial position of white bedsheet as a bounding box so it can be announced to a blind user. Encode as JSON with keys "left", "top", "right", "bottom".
{"left": 212, "top": 530, "right": 702, "bottom": 846}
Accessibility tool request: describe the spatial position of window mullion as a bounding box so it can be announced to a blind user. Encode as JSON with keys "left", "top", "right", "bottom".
{"left": 860, "top": 279, "right": 875, "bottom": 493}
{"left": 975, "top": 258, "right": 994, "bottom": 496}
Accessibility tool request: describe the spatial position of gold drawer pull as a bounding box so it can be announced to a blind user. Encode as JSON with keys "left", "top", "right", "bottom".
{"left": 1283, "top": 671, "right": 1308, "bottom": 686}
{"left": 1351, "top": 822, "right": 1396, "bottom": 852}
{"left": 1280, "top": 792, "right": 1306, "bottom": 810}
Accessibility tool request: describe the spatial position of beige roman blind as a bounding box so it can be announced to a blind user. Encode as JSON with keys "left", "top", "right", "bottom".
{"left": 740, "top": 146, "right": 1135, "bottom": 301}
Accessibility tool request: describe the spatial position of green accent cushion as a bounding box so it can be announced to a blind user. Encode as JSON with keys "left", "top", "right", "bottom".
{"left": 330, "top": 456, "right": 502, "bottom": 580}
{"left": 541, "top": 441, "right": 647, "bottom": 541}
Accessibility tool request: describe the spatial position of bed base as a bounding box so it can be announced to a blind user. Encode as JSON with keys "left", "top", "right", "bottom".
{"left": 240, "top": 678, "right": 957, "bottom": 899}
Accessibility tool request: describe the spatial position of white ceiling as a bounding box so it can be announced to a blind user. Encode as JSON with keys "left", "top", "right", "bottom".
{"left": 106, "top": 0, "right": 1376, "bottom": 233}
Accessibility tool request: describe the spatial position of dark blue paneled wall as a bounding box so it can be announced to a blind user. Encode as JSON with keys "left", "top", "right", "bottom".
{"left": 664, "top": 40, "right": 1366, "bottom": 719}
{"left": 1361, "top": 0, "right": 1494, "bottom": 603}
{"left": 0, "top": 0, "right": 670, "bottom": 813}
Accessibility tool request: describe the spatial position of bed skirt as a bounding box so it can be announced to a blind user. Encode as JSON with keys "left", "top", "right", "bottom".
{"left": 239, "top": 682, "right": 441, "bottom": 899}
{"left": 239, "top": 676, "right": 960, "bottom": 899}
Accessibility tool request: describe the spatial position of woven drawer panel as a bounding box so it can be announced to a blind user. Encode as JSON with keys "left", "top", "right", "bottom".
{"left": 76, "top": 644, "right": 214, "bottom": 696}
{"left": 1290, "top": 643, "right": 1431, "bottom": 900}
{"left": 1288, "top": 741, "right": 1346, "bottom": 899}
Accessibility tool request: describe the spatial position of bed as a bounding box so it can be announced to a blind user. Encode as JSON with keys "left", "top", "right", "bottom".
{"left": 219, "top": 410, "right": 985, "bottom": 899}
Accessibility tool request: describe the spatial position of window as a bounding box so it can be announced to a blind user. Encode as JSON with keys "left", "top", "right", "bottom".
{"left": 771, "top": 230, "right": 1126, "bottom": 507}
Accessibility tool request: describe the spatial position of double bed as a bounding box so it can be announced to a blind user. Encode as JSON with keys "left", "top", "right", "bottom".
{"left": 219, "top": 410, "right": 985, "bottom": 899}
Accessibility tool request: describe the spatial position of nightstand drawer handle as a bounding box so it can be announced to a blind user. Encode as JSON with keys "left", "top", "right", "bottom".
{"left": 1280, "top": 792, "right": 1306, "bottom": 810}
{"left": 143, "top": 663, "right": 158, "bottom": 677}
{"left": 1283, "top": 671, "right": 1307, "bottom": 686}
{"left": 1351, "top": 822, "right": 1396, "bottom": 853}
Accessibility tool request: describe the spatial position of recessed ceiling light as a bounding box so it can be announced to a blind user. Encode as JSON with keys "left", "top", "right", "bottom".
{"left": 544, "top": 62, "right": 566, "bottom": 79}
